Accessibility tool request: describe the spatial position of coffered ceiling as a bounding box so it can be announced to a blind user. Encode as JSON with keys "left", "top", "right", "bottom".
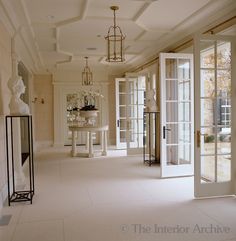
{"left": 1, "top": 0, "right": 236, "bottom": 74}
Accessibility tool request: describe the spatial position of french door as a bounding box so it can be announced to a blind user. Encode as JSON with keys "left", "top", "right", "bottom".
{"left": 160, "top": 53, "right": 194, "bottom": 177}
{"left": 194, "top": 34, "right": 235, "bottom": 197}
{"left": 116, "top": 76, "right": 146, "bottom": 153}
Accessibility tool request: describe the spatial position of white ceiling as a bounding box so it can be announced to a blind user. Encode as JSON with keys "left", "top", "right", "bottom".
{"left": 4, "top": 0, "right": 236, "bottom": 73}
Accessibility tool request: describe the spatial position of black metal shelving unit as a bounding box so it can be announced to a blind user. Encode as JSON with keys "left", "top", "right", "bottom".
{"left": 143, "top": 111, "right": 160, "bottom": 166}
{"left": 5, "top": 115, "right": 35, "bottom": 205}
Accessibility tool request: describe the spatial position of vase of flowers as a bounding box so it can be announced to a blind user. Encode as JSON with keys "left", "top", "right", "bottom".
{"left": 67, "top": 89, "right": 104, "bottom": 126}
{"left": 77, "top": 90, "right": 104, "bottom": 126}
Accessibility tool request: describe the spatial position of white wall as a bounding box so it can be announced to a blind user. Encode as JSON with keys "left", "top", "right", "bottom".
{"left": 0, "top": 20, "right": 12, "bottom": 209}
{"left": 32, "top": 74, "right": 53, "bottom": 149}
{"left": 52, "top": 69, "right": 110, "bottom": 146}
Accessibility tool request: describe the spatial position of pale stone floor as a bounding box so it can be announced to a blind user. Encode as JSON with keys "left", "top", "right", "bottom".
{"left": 0, "top": 146, "right": 236, "bottom": 241}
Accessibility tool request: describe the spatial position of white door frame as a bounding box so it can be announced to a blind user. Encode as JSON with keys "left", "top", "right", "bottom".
{"left": 194, "top": 34, "right": 236, "bottom": 197}
{"left": 115, "top": 74, "right": 147, "bottom": 153}
{"left": 160, "top": 53, "right": 194, "bottom": 177}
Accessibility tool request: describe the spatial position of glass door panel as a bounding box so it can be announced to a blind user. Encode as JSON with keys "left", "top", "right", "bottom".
{"left": 116, "top": 79, "right": 127, "bottom": 148}
{"left": 160, "top": 53, "right": 194, "bottom": 177}
{"left": 194, "top": 34, "right": 234, "bottom": 197}
{"left": 116, "top": 76, "right": 146, "bottom": 151}
{"left": 126, "top": 77, "right": 145, "bottom": 152}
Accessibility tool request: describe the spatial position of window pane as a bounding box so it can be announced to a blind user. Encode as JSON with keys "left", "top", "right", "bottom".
{"left": 166, "top": 59, "right": 177, "bottom": 79}
{"left": 119, "top": 119, "right": 126, "bottom": 130}
{"left": 120, "top": 131, "right": 126, "bottom": 142}
{"left": 137, "top": 91, "right": 145, "bottom": 104}
{"left": 179, "top": 102, "right": 190, "bottom": 122}
{"left": 217, "top": 155, "right": 231, "bottom": 182}
{"left": 179, "top": 142, "right": 191, "bottom": 164}
{"left": 201, "top": 155, "right": 215, "bottom": 183}
{"left": 119, "top": 106, "right": 126, "bottom": 118}
{"left": 166, "top": 124, "right": 177, "bottom": 145}
{"left": 166, "top": 102, "right": 178, "bottom": 122}
{"left": 217, "top": 127, "right": 231, "bottom": 155}
{"left": 166, "top": 146, "right": 178, "bottom": 165}
{"left": 119, "top": 93, "right": 126, "bottom": 105}
{"left": 166, "top": 80, "right": 178, "bottom": 100}
{"left": 178, "top": 59, "right": 190, "bottom": 79}
{"left": 217, "top": 70, "right": 231, "bottom": 97}
{"left": 119, "top": 82, "right": 126, "bottom": 93}
{"left": 201, "top": 98, "right": 215, "bottom": 126}
{"left": 201, "top": 127, "right": 215, "bottom": 155}
{"left": 179, "top": 123, "right": 191, "bottom": 142}
{"left": 217, "top": 41, "right": 231, "bottom": 69}
{"left": 200, "top": 40, "right": 215, "bottom": 68}
{"left": 179, "top": 81, "right": 190, "bottom": 101}
{"left": 217, "top": 98, "right": 231, "bottom": 126}
{"left": 201, "top": 70, "right": 215, "bottom": 98}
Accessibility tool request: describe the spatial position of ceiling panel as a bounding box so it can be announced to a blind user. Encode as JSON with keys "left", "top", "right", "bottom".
{"left": 37, "top": 40, "right": 55, "bottom": 52}
{"left": 87, "top": 0, "right": 146, "bottom": 19}
{"left": 60, "top": 19, "right": 108, "bottom": 39}
{"left": 33, "top": 25, "right": 55, "bottom": 39}
{"left": 126, "top": 42, "right": 147, "bottom": 54}
{"left": 24, "top": 0, "right": 83, "bottom": 23}
{"left": 59, "top": 37, "right": 105, "bottom": 56}
{"left": 138, "top": 0, "right": 211, "bottom": 30}
{"left": 138, "top": 31, "right": 165, "bottom": 41}
{"left": 41, "top": 51, "right": 70, "bottom": 64}
{"left": 60, "top": 19, "right": 143, "bottom": 40}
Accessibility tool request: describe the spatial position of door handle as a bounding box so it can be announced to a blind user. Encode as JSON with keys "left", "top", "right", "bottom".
{"left": 163, "top": 126, "right": 171, "bottom": 139}
{"left": 117, "top": 120, "right": 120, "bottom": 127}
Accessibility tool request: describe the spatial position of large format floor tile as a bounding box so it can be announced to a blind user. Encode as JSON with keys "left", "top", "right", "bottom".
{"left": 1, "top": 147, "right": 236, "bottom": 241}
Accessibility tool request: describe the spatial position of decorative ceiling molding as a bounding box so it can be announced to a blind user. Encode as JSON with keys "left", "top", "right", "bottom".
{"left": 20, "top": 0, "right": 45, "bottom": 68}
{"left": 0, "top": 1, "right": 34, "bottom": 71}
{"left": 132, "top": 2, "right": 150, "bottom": 22}
{"left": 2, "top": 0, "right": 234, "bottom": 73}
{"left": 0, "top": 0, "right": 18, "bottom": 35}
{"left": 55, "top": 0, "right": 89, "bottom": 27}
{"left": 56, "top": 56, "right": 73, "bottom": 67}
{"left": 126, "top": 11, "right": 236, "bottom": 74}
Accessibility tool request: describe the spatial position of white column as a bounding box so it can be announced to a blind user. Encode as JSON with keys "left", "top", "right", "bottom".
{"left": 88, "top": 131, "right": 94, "bottom": 157}
{"left": 71, "top": 129, "right": 76, "bottom": 157}
{"left": 86, "top": 131, "right": 89, "bottom": 151}
{"left": 102, "top": 130, "right": 108, "bottom": 156}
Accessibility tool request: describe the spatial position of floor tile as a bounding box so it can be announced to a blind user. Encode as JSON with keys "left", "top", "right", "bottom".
{"left": 1, "top": 147, "right": 236, "bottom": 241}
{"left": 11, "top": 220, "right": 64, "bottom": 241}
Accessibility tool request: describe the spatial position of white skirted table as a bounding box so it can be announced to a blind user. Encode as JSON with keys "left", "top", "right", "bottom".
{"left": 69, "top": 125, "right": 109, "bottom": 157}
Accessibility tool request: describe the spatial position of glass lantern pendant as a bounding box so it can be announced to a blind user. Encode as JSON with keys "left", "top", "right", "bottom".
{"left": 82, "top": 57, "right": 93, "bottom": 86}
{"left": 105, "top": 6, "right": 125, "bottom": 62}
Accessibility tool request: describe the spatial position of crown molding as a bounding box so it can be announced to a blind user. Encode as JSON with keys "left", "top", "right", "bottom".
{"left": 0, "top": 0, "right": 45, "bottom": 74}
{"left": 0, "top": 0, "right": 16, "bottom": 36}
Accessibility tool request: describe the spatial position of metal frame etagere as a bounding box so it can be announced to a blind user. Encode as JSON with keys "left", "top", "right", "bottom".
{"left": 5, "top": 115, "right": 34, "bottom": 205}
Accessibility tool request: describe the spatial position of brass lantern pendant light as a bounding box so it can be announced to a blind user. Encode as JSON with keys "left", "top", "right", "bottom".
{"left": 82, "top": 57, "right": 93, "bottom": 86}
{"left": 105, "top": 6, "right": 125, "bottom": 62}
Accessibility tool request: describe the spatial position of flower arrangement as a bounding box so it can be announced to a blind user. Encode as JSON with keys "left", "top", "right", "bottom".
{"left": 67, "top": 90, "right": 104, "bottom": 126}
{"left": 77, "top": 89, "right": 104, "bottom": 111}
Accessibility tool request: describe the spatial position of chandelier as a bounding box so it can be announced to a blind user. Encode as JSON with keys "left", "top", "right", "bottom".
{"left": 105, "top": 6, "right": 125, "bottom": 62}
{"left": 82, "top": 57, "right": 93, "bottom": 85}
